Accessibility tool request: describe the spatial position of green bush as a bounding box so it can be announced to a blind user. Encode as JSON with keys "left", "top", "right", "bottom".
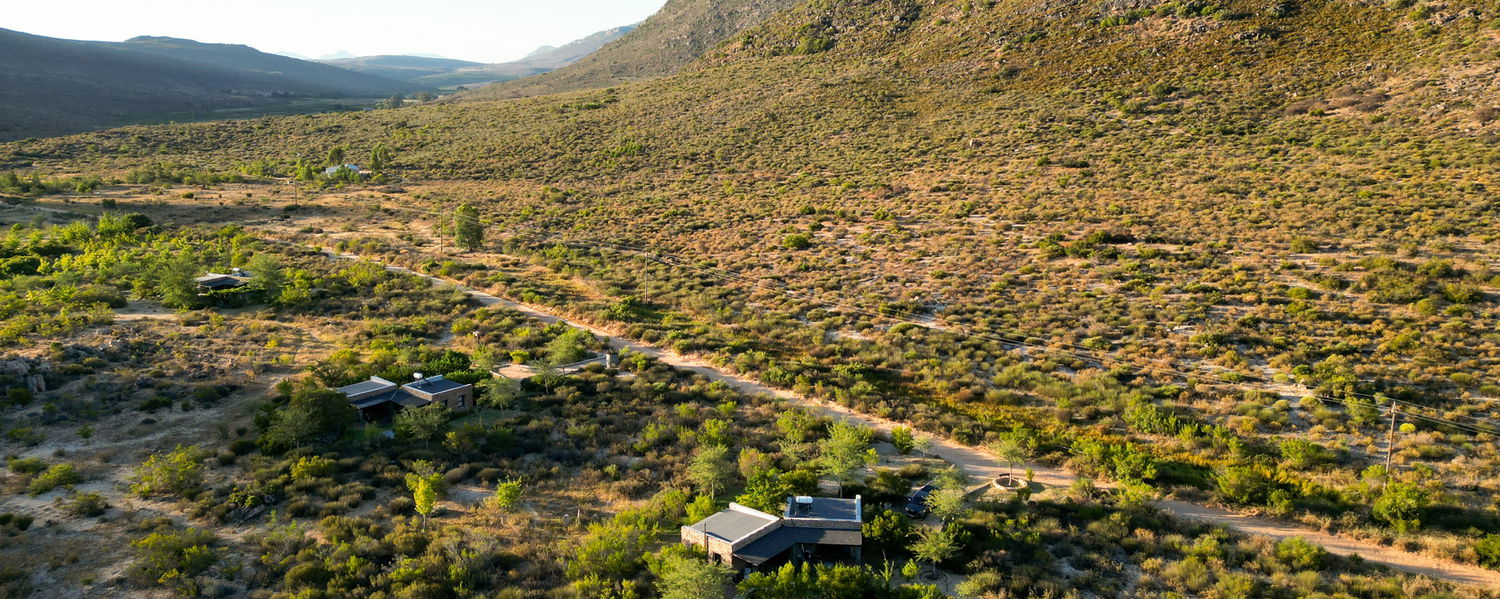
{"left": 65, "top": 492, "right": 110, "bottom": 517}
{"left": 283, "top": 562, "right": 333, "bottom": 589}
{"left": 4, "top": 387, "right": 32, "bottom": 406}
{"left": 891, "top": 426, "right": 916, "bottom": 454}
{"left": 0, "top": 513, "right": 34, "bottom": 531}
{"left": 1278, "top": 439, "right": 1332, "bottom": 469}
{"left": 1214, "top": 465, "right": 1270, "bottom": 505}
{"left": 130, "top": 445, "right": 205, "bottom": 499}
{"left": 1476, "top": 534, "right": 1500, "bottom": 569}
{"left": 1274, "top": 537, "right": 1327, "bottom": 569}
{"left": 28, "top": 464, "right": 82, "bottom": 495}
{"left": 6, "top": 457, "right": 45, "bottom": 475}
{"left": 290, "top": 456, "right": 336, "bottom": 482}
{"left": 128, "top": 527, "right": 219, "bottom": 595}
{"left": 1372, "top": 482, "right": 1430, "bottom": 534}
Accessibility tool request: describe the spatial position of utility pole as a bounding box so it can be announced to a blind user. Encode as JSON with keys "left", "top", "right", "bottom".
{"left": 1385, "top": 405, "right": 1400, "bottom": 472}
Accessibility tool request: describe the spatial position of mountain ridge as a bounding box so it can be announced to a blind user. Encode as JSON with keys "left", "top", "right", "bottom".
{"left": 316, "top": 55, "right": 487, "bottom": 83}
{"left": 323, "top": 24, "right": 637, "bottom": 89}
{"left": 450, "top": 0, "right": 802, "bottom": 101}
{"left": 0, "top": 28, "right": 414, "bottom": 141}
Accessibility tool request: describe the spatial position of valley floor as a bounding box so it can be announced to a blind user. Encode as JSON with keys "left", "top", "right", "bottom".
{"left": 8, "top": 182, "right": 1500, "bottom": 595}
{"left": 294, "top": 234, "right": 1500, "bottom": 589}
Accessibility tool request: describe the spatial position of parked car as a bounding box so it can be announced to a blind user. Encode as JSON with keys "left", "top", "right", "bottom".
{"left": 903, "top": 484, "right": 936, "bottom": 518}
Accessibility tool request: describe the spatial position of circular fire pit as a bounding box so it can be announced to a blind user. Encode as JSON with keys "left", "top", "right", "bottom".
{"left": 992, "top": 474, "right": 1027, "bottom": 491}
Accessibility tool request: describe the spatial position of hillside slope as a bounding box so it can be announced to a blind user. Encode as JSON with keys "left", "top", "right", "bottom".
{"left": 320, "top": 26, "right": 638, "bottom": 90}
{"left": 452, "top": 0, "right": 800, "bottom": 100}
{"left": 510, "top": 25, "right": 640, "bottom": 70}
{"left": 5, "top": 0, "right": 1500, "bottom": 585}
{"left": 10, "top": 0, "right": 1495, "bottom": 396}
{"left": 316, "top": 55, "right": 486, "bottom": 82}
{"left": 419, "top": 25, "right": 639, "bottom": 88}
{"left": 0, "top": 29, "right": 414, "bottom": 141}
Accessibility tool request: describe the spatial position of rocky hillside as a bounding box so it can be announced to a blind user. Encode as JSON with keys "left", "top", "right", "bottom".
{"left": 420, "top": 25, "right": 640, "bottom": 88}
{"left": 451, "top": 0, "right": 802, "bottom": 100}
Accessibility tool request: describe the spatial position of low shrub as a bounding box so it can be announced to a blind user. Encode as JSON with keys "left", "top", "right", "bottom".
{"left": 65, "top": 492, "right": 110, "bottom": 517}
{"left": 28, "top": 464, "right": 82, "bottom": 495}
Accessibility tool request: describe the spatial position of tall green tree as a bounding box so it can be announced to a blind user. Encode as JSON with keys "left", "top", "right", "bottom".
{"left": 477, "top": 376, "right": 521, "bottom": 409}
{"left": 775, "top": 408, "right": 819, "bottom": 459}
{"left": 687, "top": 444, "right": 734, "bottom": 498}
{"left": 990, "top": 433, "right": 1030, "bottom": 480}
{"left": 544, "top": 327, "right": 592, "bottom": 365}
{"left": 243, "top": 253, "right": 284, "bottom": 299}
{"left": 412, "top": 477, "right": 437, "bottom": 522}
{"left": 487, "top": 478, "right": 524, "bottom": 512}
{"left": 568, "top": 518, "right": 659, "bottom": 583}
{"left": 656, "top": 554, "right": 731, "bottom": 599}
{"left": 369, "top": 144, "right": 392, "bottom": 170}
{"left": 926, "top": 487, "right": 968, "bottom": 523}
{"left": 395, "top": 404, "right": 451, "bottom": 446}
{"left": 262, "top": 388, "right": 354, "bottom": 450}
{"left": 862, "top": 507, "right": 913, "bottom": 552}
{"left": 153, "top": 254, "right": 201, "bottom": 309}
{"left": 735, "top": 468, "right": 795, "bottom": 514}
{"left": 405, "top": 461, "right": 445, "bottom": 523}
{"left": 817, "top": 420, "right": 877, "bottom": 496}
{"left": 909, "top": 525, "right": 958, "bottom": 577}
{"left": 453, "top": 203, "right": 484, "bottom": 251}
{"left": 294, "top": 160, "right": 317, "bottom": 181}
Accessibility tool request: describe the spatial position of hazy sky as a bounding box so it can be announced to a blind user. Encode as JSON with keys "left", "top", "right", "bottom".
{"left": 6, "top": 0, "right": 668, "bottom": 63}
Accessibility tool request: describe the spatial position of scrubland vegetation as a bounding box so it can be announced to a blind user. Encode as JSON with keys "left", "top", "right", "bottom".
{"left": 0, "top": 205, "right": 1487, "bottom": 597}
{"left": 2, "top": 0, "right": 1499, "bottom": 595}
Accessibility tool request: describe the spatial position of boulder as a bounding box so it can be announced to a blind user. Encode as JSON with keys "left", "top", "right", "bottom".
{"left": 0, "top": 359, "right": 30, "bottom": 377}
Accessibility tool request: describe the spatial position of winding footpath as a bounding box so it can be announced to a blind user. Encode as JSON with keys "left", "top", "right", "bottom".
{"left": 311, "top": 249, "right": 1500, "bottom": 589}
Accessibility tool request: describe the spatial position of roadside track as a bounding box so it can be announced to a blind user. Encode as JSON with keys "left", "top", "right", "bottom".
{"left": 314, "top": 245, "right": 1500, "bottom": 589}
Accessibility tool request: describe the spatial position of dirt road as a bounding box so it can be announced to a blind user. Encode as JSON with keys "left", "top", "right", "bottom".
{"left": 343, "top": 250, "right": 1500, "bottom": 588}
{"left": 22, "top": 185, "right": 1500, "bottom": 587}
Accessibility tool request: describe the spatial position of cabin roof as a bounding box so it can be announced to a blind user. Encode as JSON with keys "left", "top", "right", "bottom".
{"left": 684, "top": 504, "right": 779, "bottom": 543}
{"left": 784, "top": 496, "right": 861, "bottom": 521}
{"left": 736, "top": 527, "right": 863, "bottom": 565}
{"left": 404, "top": 375, "right": 466, "bottom": 394}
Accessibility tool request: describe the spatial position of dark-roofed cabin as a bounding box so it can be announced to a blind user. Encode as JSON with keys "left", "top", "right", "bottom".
{"left": 403, "top": 375, "right": 474, "bottom": 411}
{"left": 336, "top": 374, "right": 474, "bottom": 420}
{"left": 195, "top": 268, "right": 252, "bottom": 291}
{"left": 681, "top": 496, "right": 862, "bottom": 575}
